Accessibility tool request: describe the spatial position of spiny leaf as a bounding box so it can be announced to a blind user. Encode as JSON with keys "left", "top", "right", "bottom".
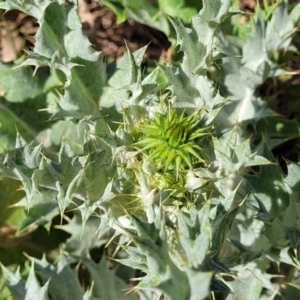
{"left": 245, "top": 149, "right": 289, "bottom": 215}
{"left": 13, "top": 0, "right": 107, "bottom": 117}
{"left": 177, "top": 203, "right": 211, "bottom": 268}
{"left": 0, "top": 62, "right": 44, "bottom": 103}
{"left": 186, "top": 270, "right": 212, "bottom": 300}
{"left": 82, "top": 256, "right": 136, "bottom": 300}
{"left": 169, "top": 0, "right": 231, "bottom": 74}
{"left": 1, "top": 263, "right": 50, "bottom": 300}
{"left": 58, "top": 215, "right": 110, "bottom": 261}
{"left": 211, "top": 204, "right": 239, "bottom": 258}
{"left": 31, "top": 255, "right": 85, "bottom": 300}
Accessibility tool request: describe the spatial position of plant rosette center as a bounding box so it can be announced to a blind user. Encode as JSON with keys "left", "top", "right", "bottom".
{"left": 133, "top": 107, "right": 211, "bottom": 184}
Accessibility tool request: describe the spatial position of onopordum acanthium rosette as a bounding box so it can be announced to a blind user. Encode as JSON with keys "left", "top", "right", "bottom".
{"left": 133, "top": 107, "right": 211, "bottom": 180}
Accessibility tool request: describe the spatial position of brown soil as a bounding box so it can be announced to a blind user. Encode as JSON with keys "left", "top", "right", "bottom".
{"left": 79, "top": 0, "right": 171, "bottom": 62}
{"left": 0, "top": 10, "right": 37, "bottom": 62}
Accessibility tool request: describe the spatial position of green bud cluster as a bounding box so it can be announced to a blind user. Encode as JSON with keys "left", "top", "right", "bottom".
{"left": 134, "top": 108, "right": 210, "bottom": 179}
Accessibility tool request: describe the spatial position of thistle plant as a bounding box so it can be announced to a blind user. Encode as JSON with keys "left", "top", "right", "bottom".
{"left": 1, "top": 0, "right": 300, "bottom": 299}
